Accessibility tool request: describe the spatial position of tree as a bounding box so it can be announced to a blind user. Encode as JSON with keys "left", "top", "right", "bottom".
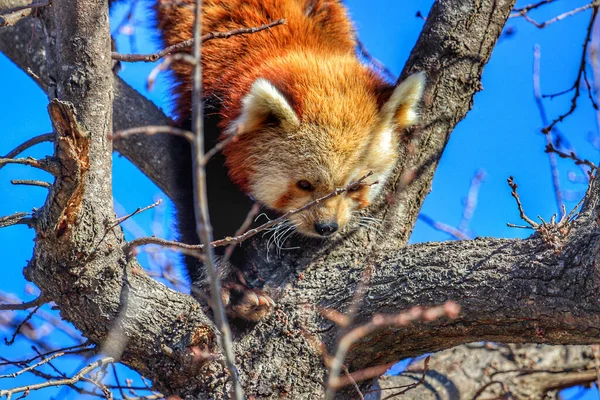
{"left": 1, "top": 0, "right": 599, "bottom": 398}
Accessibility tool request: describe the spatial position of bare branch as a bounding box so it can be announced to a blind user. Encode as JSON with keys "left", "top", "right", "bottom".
{"left": 0, "top": 295, "right": 45, "bottom": 311}
{"left": 0, "top": 156, "right": 58, "bottom": 175}
{"left": 507, "top": 176, "right": 539, "bottom": 228}
{"left": 4, "top": 304, "right": 41, "bottom": 345}
{"left": 417, "top": 214, "right": 471, "bottom": 240}
{"left": 124, "top": 173, "right": 376, "bottom": 255}
{"left": 111, "top": 18, "right": 286, "bottom": 62}
{"left": 0, "top": 212, "right": 32, "bottom": 228}
{"left": 533, "top": 45, "right": 564, "bottom": 215}
{"left": 190, "top": 0, "right": 243, "bottom": 396}
{"left": 325, "top": 302, "right": 460, "bottom": 399}
{"left": 545, "top": 143, "right": 598, "bottom": 171}
{"left": 0, "top": 357, "right": 114, "bottom": 399}
{"left": 2, "top": 133, "right": 53, "bottom": 158}
{"left": 542, "top": 6, "right": 598, "bottom": 133}
{"left": 112, "top": 126, "right": 194, "bottom": 143}
{"left": 512, "top": 0, "right": 599, "bottom": 28}
{"left": 0, "top": 351, "right": 64, "bottom": 379}
{"left": 11, "top": 179, "right": 51, "bottom": 188}
{"left": 357, "top": 39, "right": 396, "bottom": 82}
{"left": 512, "top": 0, "right": 554, "bottom": 14}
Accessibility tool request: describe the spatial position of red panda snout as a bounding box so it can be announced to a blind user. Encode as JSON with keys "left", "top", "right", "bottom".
{"left": 267, "top": 187, "right": 363, "bottom": 238}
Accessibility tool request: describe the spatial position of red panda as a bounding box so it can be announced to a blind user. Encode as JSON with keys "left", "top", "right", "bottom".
{"left": 156, "top": 0, "right": 424, "bottom": 320}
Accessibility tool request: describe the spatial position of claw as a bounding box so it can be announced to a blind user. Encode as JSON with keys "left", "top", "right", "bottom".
{"left": 221, "top": 285, "right": 275, "bottom": 322}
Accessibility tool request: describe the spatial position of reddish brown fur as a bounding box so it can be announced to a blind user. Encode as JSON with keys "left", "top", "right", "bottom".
{"left": 157, "top": 0, "right": 356, "bottom": 121}
{"left": 156, "top": 0, "right": 424, "bottom": 238}
{"left": 156, "top": 0, "right": 386, "bottom": 188}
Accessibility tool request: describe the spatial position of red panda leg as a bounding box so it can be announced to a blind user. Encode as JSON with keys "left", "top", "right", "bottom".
{"left": 221, "top": 282, "right": 275, "bottom": 322}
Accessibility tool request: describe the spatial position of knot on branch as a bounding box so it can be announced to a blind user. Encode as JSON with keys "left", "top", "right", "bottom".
{"left": 47, "top": 100, "right": 90, "bottom": 238}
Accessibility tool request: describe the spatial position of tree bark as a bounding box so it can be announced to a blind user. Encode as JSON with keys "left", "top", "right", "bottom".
{"left": 4, "top": 0, "right": 599, "bottom": 399}
{"left": 367, "top": 344, "right": 597, "bottom": 400}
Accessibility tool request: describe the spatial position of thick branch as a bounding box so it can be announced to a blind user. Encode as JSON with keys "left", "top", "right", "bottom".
{"left": 23, "top": 0, "right": 221, "bottom": 396}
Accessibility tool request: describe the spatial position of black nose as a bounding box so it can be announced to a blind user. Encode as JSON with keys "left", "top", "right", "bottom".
{"left": 314, "top": 221, "right": 338, "bottom": 236}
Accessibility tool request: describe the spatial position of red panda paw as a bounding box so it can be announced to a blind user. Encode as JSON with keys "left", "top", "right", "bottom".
{"left": 221, "top": 282, "right": 275, "bottom": 322}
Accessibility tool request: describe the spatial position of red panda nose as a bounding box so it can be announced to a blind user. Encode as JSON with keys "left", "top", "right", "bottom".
{"left": 314, "top": 221, "right": 338, "bottom": 236}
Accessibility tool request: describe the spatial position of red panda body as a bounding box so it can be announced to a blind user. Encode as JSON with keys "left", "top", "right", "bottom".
{"left": 156, "top": 0, "right": 424, "bottom": 319}
{"left": 157, "top": 0, "right": 424, "bottom": 238}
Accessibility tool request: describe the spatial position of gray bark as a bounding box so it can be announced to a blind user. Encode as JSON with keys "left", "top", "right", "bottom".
{"left": 368, "top": 344, "right": 598, "bottom": 399}
{"left": 4, "top": 0, "right": 599, "bottom": 399}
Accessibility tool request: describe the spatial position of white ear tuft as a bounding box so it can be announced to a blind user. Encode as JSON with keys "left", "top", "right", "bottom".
{"left": 380, "top": 71, "right": 426, "bottom": 128}
{"left": 228, "top": 78, "right": 300, "bottom": 134}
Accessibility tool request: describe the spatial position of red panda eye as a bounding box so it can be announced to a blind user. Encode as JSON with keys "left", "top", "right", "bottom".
{"left": 296, "top": 180, "right": 314, "bottom": 191}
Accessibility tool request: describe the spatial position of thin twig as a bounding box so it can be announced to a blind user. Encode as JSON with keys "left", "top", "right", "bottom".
{"left": 545, "top": 143, "right": 598, "bottom": 170}
{"left": 512, "top": 0, "right": 599, "bottom": 27}
{"left": 112, "top": 19, "right": 286, "bottom": 62}
{"left": 124, "top": 173, "right": 376, "bottom": 255}
{"left": 4, "top": 305, "right": 41, "bottom": 345}
{"left": 0, "top": 341, "right": 93, "bottom": 367}
{"left": 11, "top": 179, "right": 51, "bottom": 188}
{"left": 0, "top": 295, "right": 45, "bottom": 311}
{"left": 356, "top": 39, "right": 396, "bottom": 82}
{"left": 418, "top": 214, "right": 471, "bottom": 240}
{"left": 472, "top": 380, "right": 511, "bottom": 400}
{"left": 380, "top": 356, "right": 431, "bottom": 399}
{"left": 542, "top": 6, "right": 598, "bottom": 133}
{"left": 2, "top": 133, "right": 53, "bottom": 158}
{"left": 507, "top": 176, "right": 539, "bottom": 227}
{"left": 91, "top": 200, "right": 163, "bottom": 258}
{"left": 324, "top": 302, "right": 460, "bottom": 399}
{"left": 191, "top": 0, "right": 243, "bottom": 398}
{"left": 221, "top": 203, "right": 261, "bottom": 265}
{"left": 0, "top": 352, "right": 64, "bottom": 379}
{"left": 458, "top": 169, "right": 486, "bottom": 234}
{"left": 0, "top": 157, "right": 58, "bottom": 175}
{"left": 512, "top": 0, "right": 554, "bottom": 14}
{"left": 147, "top": 53, "right": 196, "bottom": 90}
{"left": 0, "top": 212, "right": 32, "bottom": 229}
{"left": 0, "top": 357, "right": 114, "bottom": 399}
{"left": 202, "top": 128, "right": 241, "bottom": 165}
{"left": 112, "top": 126, "right": 194, "bottom": 143}
{"left": 334, "top": 361, "right": 397, "bottom": 391}
{"left": 113, "top": 199, "right": 162, "bottom": 227}
{"left": 341, "top": 365, "right": 364, "bottom": 400}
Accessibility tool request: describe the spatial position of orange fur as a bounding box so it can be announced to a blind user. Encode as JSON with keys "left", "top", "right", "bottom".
{"left": 156, "top": 0, "right": 425, "bottom": 237}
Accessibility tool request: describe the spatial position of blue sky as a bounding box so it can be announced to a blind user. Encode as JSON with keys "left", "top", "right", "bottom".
{"left": 0, "top": 0, "right": 598, "bottom": 398}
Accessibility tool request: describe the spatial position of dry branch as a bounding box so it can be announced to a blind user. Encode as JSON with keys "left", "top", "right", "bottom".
{"left": 124, "top": 173, "right": 376, "bottom": 256}
{"left": 0, "top": 357, "right": 114, "bottom": 400}
{"left": 111, "top": 18, "right": 286, "bottom": 62}
{"left": 0, "top": 295, "right": 45, "bottom": 311}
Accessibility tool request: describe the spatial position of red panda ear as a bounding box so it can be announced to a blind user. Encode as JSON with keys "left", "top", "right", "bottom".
{"left": 379, "top": 72, "right": 426, "bottom": 129}
{"left": 229, "top": 78, "right": 300, "bottom": 134}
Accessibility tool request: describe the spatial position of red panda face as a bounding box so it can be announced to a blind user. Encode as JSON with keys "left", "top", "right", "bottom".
{"left": 223, "top": 55, "right": 425, "bottom": 238}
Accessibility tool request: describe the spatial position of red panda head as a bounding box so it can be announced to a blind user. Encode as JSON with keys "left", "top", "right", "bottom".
{"left": 222, "top": 53, "right": 425, "bottom": 238}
